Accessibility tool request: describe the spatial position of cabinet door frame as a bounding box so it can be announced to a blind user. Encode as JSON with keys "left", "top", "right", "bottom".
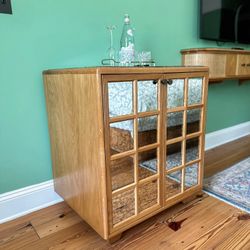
{"left": 162, "top": 72, "right": 209, "bottom": 205}
{"left": 102, "top": 74, "right": 164, "bottom": 233}
{"left": 101, "top": 71, "right": 209, "bottom": 234}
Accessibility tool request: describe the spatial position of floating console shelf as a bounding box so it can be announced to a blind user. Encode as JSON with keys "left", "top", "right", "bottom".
{"left": 181, "top": 48, "right": 250, "bottom": 84}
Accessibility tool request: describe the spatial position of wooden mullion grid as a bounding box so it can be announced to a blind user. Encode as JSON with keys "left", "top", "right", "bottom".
{"left": 166, "top": 132, "right": 202, "bottom": 146}
{"left": 199, "top": 75, "right": 209, "bottom": 186}
{"left": 133, "top": 80, "right": 139, "bottom": 216}
{"left": 186, "top": 159, "right": 201, "bottom": 168}
{"left": 167, "top": 106, "right": 185, "bottom": 113}
{"left": 110, "top": 143, "right": 160, "bottom": 161}
{"left": 112, "top": 202, "right": 161, "bottom": 230}
{"left": 181, "top": 77, "right": 189, "bottom": 193}
{"left": 112, "top": 214, "right": 138, "bottom": 229}
{"left": 165, "top": 164, "right": 184, "bottom": 174}
{"left": 102, "top": 82, "right": 116, "bottom": 231}
{"left": 110, "top": 150, "right": 135, "bottom": 161}
{"left": 186, "top": 131, "right": 202, "bottom": 140}
{"left": 138, "top": 174, "right": 159, "bottom": 185}
{"left": 187, "top": 103, "right": 204, "bottom": 110}
{"left": 112, "top": 182, "right": 136, "bottom": 196}
{"left": 109, "top": 114, "right": 135, "bottom": 123}
{"left": 166, "top": 136, "right": 185, "bottom": 145}
{"left": 138, "top": 143, "right": 159, "bottom": 152}
{"left": 138, "top": 110, "right": 160, "bottom": 118}
{"left": 160, "top": 79, "right": 166, "bottom": 205}
{"left": 109, "top": 110, "right": 160, "bottom": 123}
{"left": 166, "top": 104, "right": 204, "bottom": 115}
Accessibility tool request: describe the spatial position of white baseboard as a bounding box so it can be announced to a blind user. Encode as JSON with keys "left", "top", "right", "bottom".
{"left": 205, "top": 121, "right": 250, "bottom": 150}
{"left": 1, "top": 121, "right": 249, "bottom": 224}
{"left": 0, "top": 180, "right": 63, "bottom": 224}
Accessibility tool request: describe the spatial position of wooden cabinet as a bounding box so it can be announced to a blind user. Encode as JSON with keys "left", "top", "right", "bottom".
{"left": 43, "top": 67, "right": 209, "bottom": 241}
{"left": 236, "top": 54, "right": 250, "bottom": 76}
{"left": 181, "top": 48, "right": 250, "bottom": 83}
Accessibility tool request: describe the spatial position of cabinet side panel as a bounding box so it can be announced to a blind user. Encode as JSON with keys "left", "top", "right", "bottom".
{"left": 44, "top": 73, "right": 106, "bottom": 238}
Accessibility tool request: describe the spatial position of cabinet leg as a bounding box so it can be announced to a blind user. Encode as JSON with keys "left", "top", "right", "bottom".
{"left": 108, "top": 233, "right": 122, "bottom": 244}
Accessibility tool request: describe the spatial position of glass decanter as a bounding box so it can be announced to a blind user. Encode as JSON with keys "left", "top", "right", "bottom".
{"left": 106, "top": 25, "right": 116, "bottom": 66}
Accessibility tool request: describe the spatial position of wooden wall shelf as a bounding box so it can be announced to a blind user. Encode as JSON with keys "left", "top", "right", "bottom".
{"left": 181, "top": 48, "right": 250, "bottom": 84}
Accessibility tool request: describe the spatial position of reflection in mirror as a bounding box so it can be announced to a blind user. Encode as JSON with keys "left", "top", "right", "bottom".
{"left": 165, "top": 170, "right": 182, "bottom": 199}
{"left": 111, "top": 156, "right": 134, "bottom": 191}
{"left": 138, "top": 115, "right": 158, "bottom": 147}
{"left": 167, "top": 111, "right": 184, "bottom": 140}
{"left": 184, "top": 163, "right": 199, "bottom": 190}
{"left": 112, "top": 189, "right": 135, "bottom": 225}
{"left": 187, "top": 109, "right": 201, "bottom": 135}
{"left": 138, "top": 180, "right": 158, "bottom": 212}
{"left": 186, "top": 137, "right": 200, "bottom": 164}
{"left": 166, "top": 142, "right": 183, "bottom": 170}
{"left": 110, "top": 120, "right": 134, "bottom": 155}
{"left": 167, "top": 79, "right": 184, "bottom": 109}
{"left": 138, "top": 81, "right": 158, "bottom": 113}
{"left": 188, "top": 78, "right": 203, "bottom": 105}
{"left": 108, "top": 81, "right": 133, "bottom": 117}
{"left": 138, "top": 149, "right": 158, "bottom": 180}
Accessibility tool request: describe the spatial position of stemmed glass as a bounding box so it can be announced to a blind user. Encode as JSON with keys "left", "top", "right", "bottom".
{"left": 106, "top": 25, "right": 116, "bottom": 66}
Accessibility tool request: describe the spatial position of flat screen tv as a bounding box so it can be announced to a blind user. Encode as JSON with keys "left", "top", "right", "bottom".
{"left": 200, "top": 0, "right": 250, "bottom": 44}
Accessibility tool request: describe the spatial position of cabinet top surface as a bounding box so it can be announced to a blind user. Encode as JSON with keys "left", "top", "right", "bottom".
{"left": 181, "top": 48, "right": 250, "bottom": 55}
{"left": 43, "top": 66, "right": 208, "bottom": 75}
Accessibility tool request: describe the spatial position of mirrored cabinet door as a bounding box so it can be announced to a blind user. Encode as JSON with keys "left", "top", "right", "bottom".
{"left": 164, "top": 75, "right": 206, "bottom": 203}
{"left": 104, "top": 76, "right": 162, "bottom": 229}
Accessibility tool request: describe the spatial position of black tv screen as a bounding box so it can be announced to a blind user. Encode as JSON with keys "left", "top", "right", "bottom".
{"left": 200, "top": 0, "right": 250, "bottom": 44}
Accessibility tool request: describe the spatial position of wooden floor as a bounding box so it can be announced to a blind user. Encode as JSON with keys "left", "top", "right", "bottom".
{"left": 204, "top": 134, "right": 250, "bottom": 178}
{"left": 1, "top": 136, "right": 250, "bottom": 250}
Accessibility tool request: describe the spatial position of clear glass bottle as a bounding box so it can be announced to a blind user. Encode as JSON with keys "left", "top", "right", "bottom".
{"left": 119, "top": 14, "right": 135, "bottom": 66}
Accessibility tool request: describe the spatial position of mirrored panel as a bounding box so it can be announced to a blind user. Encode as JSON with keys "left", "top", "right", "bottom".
{"left": 138, "top": 81, "right": 158, "bottom": 113}
{"left": 184, "top": 163, "right": 199, "bottom": 190}
{"left": 112, "top": 189, "right": 135, "bottom": 225}
{"left": 187, "top": 109, "right": 201, "bottom": 135}
{"left": 167, "top": 79, "right": 184, "bottom": 109}
{"left": 188, "top": 78, "right": 203, "bottom": 105}
{"left": 138, "top": 180, "right": 158, "bottom": 212}
{"left": 138, "top": 148, "right": 158, "bottom": 181}
{"left": 108, "top": 81, "right": 133, "bottom": 117}
{"left": 167, "top": 111, "right": 184, "bottom": 140}
{"left": 165, "top": 170, "right": 182, "bottom": 199}
{"left": 110, "top": 120, "right": 134, "bottom": 155}
{"left": 186, "top": 137, "right": 200, "bottom": 164}
{"left": 138, "top": 115, "right": 158, "bottom": 148}
{"left": 111, "top": 156, "right": 134, "bottom": 191}
{"left": 166, "top": 142, "right": 183, "bottom": 170}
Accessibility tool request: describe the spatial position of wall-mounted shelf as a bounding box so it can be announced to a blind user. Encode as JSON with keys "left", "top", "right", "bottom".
{"left": 181, "top": 48, "right": 250, "bottom": 85}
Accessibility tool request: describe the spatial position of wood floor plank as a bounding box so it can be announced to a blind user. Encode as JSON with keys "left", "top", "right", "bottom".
{"left": 31, "top": 210, "right": 82, "bottom": 238}
{"left": 217, "top": 224, "right": 250, "bottom": 250}
{"left": 20, "top": 222, "right": 88, "bottom": 250}
{"left": 0, "top": 222, "right": 39, "bottom": 250}
{"left": 187, "top": 216, "right": 250, "bottom": 250}
{"left": 0, "top": 202, "right": 70, "bottom": 232}
{"left": 204, "top": 135, "right": 250, "bottom": 177}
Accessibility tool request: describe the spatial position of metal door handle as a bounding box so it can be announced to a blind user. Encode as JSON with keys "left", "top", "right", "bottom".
{"left": 161, "top": 79, "right": 173, "bottom": 85}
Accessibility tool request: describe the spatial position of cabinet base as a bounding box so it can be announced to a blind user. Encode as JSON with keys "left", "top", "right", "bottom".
{"left": 108, "top": 233, "right": 122, "bottom": 244}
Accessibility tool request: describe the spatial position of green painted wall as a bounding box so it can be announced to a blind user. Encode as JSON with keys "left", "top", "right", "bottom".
{"left": 0, "top": 0, "right": 250, "bottom": 194}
